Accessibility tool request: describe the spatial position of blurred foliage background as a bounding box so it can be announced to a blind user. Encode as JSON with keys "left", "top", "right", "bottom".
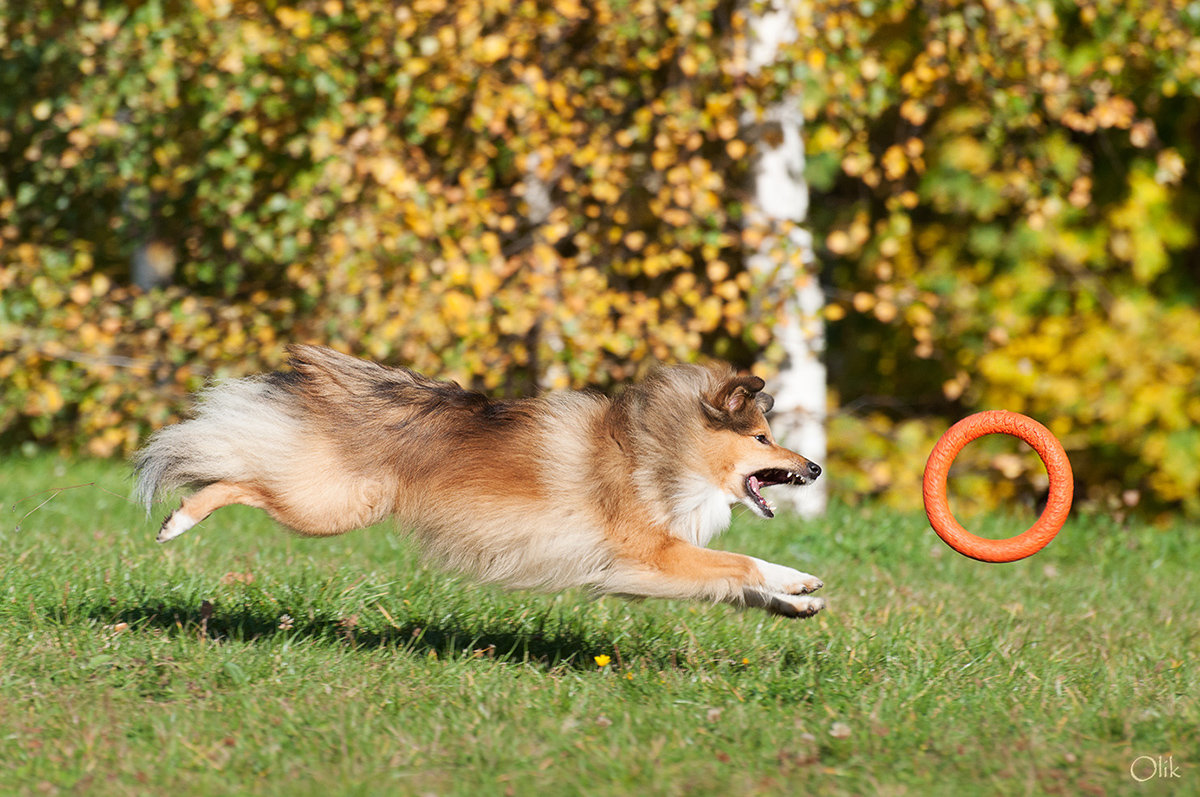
{"left": 1, "top": 0, "right": 1198, "bottom": 519}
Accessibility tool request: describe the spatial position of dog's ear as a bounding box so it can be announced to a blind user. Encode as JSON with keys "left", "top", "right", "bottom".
{"left": 703, "top": 374, "right": 767, "bottom": 426}
{"left": 755, "top": 391, "right": 774, "bottom": 414}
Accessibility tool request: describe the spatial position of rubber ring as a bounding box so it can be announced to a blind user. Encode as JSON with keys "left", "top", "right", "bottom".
{"left": 923, "top": 410, "right": 1073, "bottom": 563}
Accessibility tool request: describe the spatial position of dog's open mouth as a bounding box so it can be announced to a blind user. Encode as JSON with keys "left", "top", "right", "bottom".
{"left": 744, "top": 469, "right": 810, "bottom": 518}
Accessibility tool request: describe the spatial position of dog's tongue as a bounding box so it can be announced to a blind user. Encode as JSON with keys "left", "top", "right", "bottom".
{"left": 747, "top": 474, "right": 773, "bottom": 517}
{"left": 748, "top": 475, "right": 762, "bottom": 498}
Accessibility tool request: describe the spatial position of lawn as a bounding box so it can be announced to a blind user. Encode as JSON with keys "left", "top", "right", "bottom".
{"left": 1, "top": 454, "right": 1195, "bottom": 795}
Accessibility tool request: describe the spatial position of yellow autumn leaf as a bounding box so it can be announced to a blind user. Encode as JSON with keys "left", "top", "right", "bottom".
{"left": 478, "top": 34, "right": 508, "bottom": 63}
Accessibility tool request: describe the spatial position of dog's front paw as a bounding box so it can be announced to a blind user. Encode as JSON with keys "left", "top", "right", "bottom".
{"left": 743, "top": 589, "right": 826, "bottom": 618}
{"left": 750, "top": 557, "right": 823, "bottom": 595}
{"left": 742, "top": 558, "right": 826, "bottom": 618}
{"left": 770, "top": 594, "right": 826, "bottom": 618}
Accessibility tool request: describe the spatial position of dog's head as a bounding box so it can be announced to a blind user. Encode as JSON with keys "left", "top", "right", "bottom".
{"left": 699, "top": 370, "right": 822, "bottom": 519}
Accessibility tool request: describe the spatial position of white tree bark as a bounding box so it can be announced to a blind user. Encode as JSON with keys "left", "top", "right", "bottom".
{"left": 525, "top": 150, "right": 568, "bottom": 392}
{"left": 744, "top": 0, "right": 828, "bottom": 517}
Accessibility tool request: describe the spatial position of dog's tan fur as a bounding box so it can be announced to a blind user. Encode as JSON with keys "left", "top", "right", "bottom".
{"left": 135, "top": 345, "right": 826, "bottom": 617}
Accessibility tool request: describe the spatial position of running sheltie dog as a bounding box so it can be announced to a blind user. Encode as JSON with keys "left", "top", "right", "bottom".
{"left": 135, "top": 345, "right": 826, "bottom": 617}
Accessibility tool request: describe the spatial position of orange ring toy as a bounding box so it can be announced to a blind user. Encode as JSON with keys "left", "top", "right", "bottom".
{"left": 923, "top": 410, "right": 1073, "bottom": 563}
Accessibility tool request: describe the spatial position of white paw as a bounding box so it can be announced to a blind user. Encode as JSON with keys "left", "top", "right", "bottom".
{"left": 775, "top": 594, "right": 826, "bottom": 618}
{"left": 742, "top": 558, "right": 825, "bottom": 618}
{"left": 743, "top": 589, "right": 826, "bottom": 618}
{"left": 750, "top": 557, "right": 823, "bottom": 595}
{"left": 157, "top": 511, "right": 197, "bottom": 543}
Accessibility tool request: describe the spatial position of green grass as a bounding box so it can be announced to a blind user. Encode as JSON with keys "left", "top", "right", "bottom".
{"left": 1, "top": 454, "right": 1196, "bottom": 796}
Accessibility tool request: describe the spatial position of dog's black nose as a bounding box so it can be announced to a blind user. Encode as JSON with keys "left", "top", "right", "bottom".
{"left": 807, "top": 462, "right": 822, "bottom": 479}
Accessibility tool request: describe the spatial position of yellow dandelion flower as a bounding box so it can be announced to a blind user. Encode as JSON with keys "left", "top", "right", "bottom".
{"left": 594, "top": 654, "right": 611, "bottom": 667}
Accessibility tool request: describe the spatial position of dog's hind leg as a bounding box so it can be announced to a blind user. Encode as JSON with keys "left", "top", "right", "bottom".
{"left": 157, "top": 481, "right": 270, "bottom": 543}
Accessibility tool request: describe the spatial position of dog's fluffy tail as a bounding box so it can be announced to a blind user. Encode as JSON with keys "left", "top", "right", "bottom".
{"left": 133, "top": 375, "right": 302, "bottom": 512}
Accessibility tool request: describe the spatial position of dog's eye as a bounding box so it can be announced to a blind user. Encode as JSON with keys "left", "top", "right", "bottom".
{"left": 754, "top": 434, "right": 769, "bottom": 445}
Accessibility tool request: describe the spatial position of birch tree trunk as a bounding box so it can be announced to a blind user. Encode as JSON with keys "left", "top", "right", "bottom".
{"left": 743, "top": 0, "right": 828, "bottom": 517}
{"left": 524, "top": 150, "right": 569, "bottom": 393}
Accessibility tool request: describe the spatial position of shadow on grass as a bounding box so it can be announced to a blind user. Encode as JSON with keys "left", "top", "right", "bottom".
{"left": 83, "top": 599, "right": 610, "bottom": 670}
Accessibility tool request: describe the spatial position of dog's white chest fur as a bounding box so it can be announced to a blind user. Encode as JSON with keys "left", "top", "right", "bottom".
{"left": 672, "top": 478, "right": 734, "bottom": 547}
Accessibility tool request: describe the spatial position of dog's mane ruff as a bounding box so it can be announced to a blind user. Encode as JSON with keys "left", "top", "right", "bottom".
{"left": 667, "top": 474, "right": 734, "bottom": 547}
